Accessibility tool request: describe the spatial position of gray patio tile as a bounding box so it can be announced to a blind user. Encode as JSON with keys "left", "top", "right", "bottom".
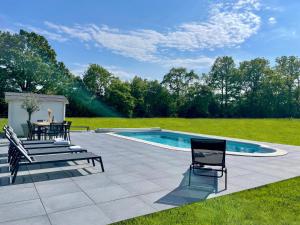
{"left": 35, "top": 181, "right": 81, "bottom": 198}
{"left": 0, "top": 215, "right": 51, "bottom": 225}
{"left": 72, "top": 174, "right": 114, "bottom": 190}
{"left": 85, "top": 184, "right": 132, "bottom": 203}
{"left": 30, "top": 170, "right": 73, "bottom": 183}
{"left": 0, "top": 182, "right": 34, "bottom": 190}
{"left": 150, "top": 175, "right": 186, "bottom": 190}
{"left": 0, "top": 199, "right": 45, "bottom": 223}
{"left": 0, "top": 186, "right": 39, "bottom": 205}
{"left": 230, "top": 173, "right": 282, "bottom": 189}
{"left": 42, "top": 192, "right": 94, "bottom": 213}
{"left": 169, "top": 186, "right": 213, "bottom": 203}
{"left": 97, "top": 196, "right": 156, "bottom": 222}
{"left": 120, "top": 180, "right": 164, "bottom": 196}
{"left": 49, "top": 205, "right": 111, "bottom": 225}
{"left": 32, "top": 176, "right": 72, "bottom": 185}
{"left": 139, "top": 190, "right": 176, "bottom": 210}
{"left": 135, "top": 168, "right": 174, "bottom": 179}
{"left": 108, "top": 172, "right": 145, "bottom": 184}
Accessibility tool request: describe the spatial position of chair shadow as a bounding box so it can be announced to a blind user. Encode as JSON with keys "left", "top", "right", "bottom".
{"left": 156, "top": 168, "right": 226, "bottom": 206}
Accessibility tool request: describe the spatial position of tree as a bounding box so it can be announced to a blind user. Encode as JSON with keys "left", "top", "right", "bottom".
{"left": 21, "top": 94, "right": 40, "bottom": 121}
{"left": 179, "top": 83, "right": 215, "bottom": 117}
{"left": 83, "top": 64, "right": 113, "bottom": 97}
{"left": 105, "top": 78, "right": 135, "bottom": 117}
{"left": 130, "top": 76, "right": 148, "bottom": 117}
{"left": 238, "top": 58, "right": 270, "bottom": 117}
{"left": 144, "top": 80, "right": 173, "bottom": 117}
{"left": 0, "top": 30, "right": 68, "bottom": 93}
{"left": 207, "top": 56, "right": 238, "bottom": 117}
{"left": 275, "top": 56, "right": 300, "bottom": 117}
{"left": 162, "top": 67, "right": 198, "bottom": 114}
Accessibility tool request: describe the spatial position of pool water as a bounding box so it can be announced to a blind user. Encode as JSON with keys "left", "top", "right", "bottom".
{"left": 116, "top": 131, "right": 275, "bottom": 154}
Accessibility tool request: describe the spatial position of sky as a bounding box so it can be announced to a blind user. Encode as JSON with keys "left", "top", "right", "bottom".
{"left": 0, "top": 0, "right": 299, "bottom": 80}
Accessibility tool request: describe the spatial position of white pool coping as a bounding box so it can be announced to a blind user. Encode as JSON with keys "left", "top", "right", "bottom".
{"left": 107, "top": 128, "right": 288, "bottom": 157}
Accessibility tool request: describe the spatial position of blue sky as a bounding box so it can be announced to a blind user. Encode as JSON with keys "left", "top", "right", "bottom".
{"left": 1, "top": 0, "right": 299, "bottom": 80}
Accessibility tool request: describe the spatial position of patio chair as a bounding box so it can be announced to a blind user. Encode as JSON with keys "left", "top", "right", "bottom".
{"left": 64, "top": 121, "right": 72, "bottom": 141}
{"left": 27, "top": 121, "right": 41, "bottom": 140}
{"left": 189, "top": 138, "right": 227, "bottom": 190}
{"left": 9, "top": 139, "right": 104, "bottom": 183}
{"left": 46, "top": 122, "right": 65, "bottom": 139}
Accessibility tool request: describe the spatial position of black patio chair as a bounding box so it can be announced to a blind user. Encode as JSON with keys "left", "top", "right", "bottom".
{"left": 27, "top": 121, "right": 41, "bottom": 140}
{"left": 64, "top": 121, "right": 72, "bottom": 141}
{"left": 9, "top": 139, "right": 104, "bottom": 183}
{"left": 189, "top": 138, "right": 227, "bottom": 190}
{"left": 46, "top": 122, "right": 65, "bottom": 140}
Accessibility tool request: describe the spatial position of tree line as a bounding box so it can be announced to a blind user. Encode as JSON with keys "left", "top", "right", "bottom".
{"left": 1, "top": 30, "right": 300, "bottom": 118}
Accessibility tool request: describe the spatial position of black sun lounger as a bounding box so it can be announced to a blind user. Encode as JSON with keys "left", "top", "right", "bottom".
{"left": 9, "top": 141, "right": 104, "bottom": 183}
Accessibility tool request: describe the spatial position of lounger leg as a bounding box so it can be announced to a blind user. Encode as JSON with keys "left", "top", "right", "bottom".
{"left": 99, "top": 157, "right": 104, "bottom": 172}
{"left": 188, "top": 165, "right": 192, "bottom": 186}
{"left": 92, "top": 159, "right": 95, "bottom": 167}
{"left": 87, "top": 159, "right": 90, "bottom": 163}
{"left": 11, "top": 164, "right": 19, "bottom": 184}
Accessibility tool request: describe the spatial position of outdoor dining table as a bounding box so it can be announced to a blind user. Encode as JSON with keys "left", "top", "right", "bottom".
{"left": 32, "top": 121, "right": 50, "bottom": 140}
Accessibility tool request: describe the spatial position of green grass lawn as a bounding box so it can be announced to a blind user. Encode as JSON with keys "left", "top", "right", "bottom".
{"left": 114, "top": 177, "right": 300, "bottom": 225}
{"left": 1, "top": 117, "right": 300, "bottom": 145}
{"left": 67, "top": 118, "right": 300, "bottom": 146}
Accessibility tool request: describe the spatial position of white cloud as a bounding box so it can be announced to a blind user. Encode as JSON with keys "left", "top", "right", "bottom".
{"left": 105, "top": 65, "right": 136, "bottom": 80}
{"left": 69, "top": 63, "right": 88, "bottom": 76}
{"left": 268, "top": 17, "right": 277, "bottom": 25}
{"left": 42, "top": 0, "right": 261, "bottom": 64}
{"left": 160, "top": 56, "right": 215, "bottom": 70}
{"left": 15, "top": 23, "right": 68, "bottom": 42}
{"left": 69, "top": 63, "right": 135, "bottom": 80}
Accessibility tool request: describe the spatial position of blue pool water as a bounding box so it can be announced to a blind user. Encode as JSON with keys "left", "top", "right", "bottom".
{"left": 116, "top": 131, "right": 275, "bottom": 154}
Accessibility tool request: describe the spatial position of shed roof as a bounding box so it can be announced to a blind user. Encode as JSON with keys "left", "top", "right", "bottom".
{"left": 4, "top": 92, "right": 69, "bottom": 104}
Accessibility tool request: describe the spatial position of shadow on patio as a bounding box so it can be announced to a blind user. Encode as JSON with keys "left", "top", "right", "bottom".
{"left": 0, "top": 153, "right": 102, "bottom": 186}
{"left": 156, "top": 169, "right": 226, "bottom": 206}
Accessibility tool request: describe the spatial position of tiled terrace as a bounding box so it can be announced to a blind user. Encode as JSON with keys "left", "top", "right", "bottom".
{"left": 0, "top": 132, "right": 299, "bottom": 225}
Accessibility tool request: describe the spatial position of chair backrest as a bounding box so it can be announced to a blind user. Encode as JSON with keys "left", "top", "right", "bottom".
{"left": 65, "top": 121, "right": 72, "bottom": 130}
{"left": 191, "top": 138, "right": 226, "bottom": 167}
{"left": 50, "top": 122, "right": 64, "bottom": 132}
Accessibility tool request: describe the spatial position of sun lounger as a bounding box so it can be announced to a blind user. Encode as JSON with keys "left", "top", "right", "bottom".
{"left": 9, "top": 140, "right": 104, "bottom": 183}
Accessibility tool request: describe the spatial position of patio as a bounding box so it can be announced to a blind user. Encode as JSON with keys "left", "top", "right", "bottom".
{"left": 0, "top": 132, "right": 300, "bottom": 225}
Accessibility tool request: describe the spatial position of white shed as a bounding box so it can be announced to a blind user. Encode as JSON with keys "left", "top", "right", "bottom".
{"left": 5, "top": 92, "right": 69, "bottom": 136}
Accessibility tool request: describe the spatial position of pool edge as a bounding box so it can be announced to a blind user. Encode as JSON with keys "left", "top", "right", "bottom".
{"left": 107, "top": 129, "right": 288, "bottom": 157}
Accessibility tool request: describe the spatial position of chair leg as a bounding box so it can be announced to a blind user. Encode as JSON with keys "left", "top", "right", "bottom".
{"left": 188, "top": 165, "right": 192, "bottom": 186}
{"left": 225, "top": 168, "right": 227, "bottom": 190}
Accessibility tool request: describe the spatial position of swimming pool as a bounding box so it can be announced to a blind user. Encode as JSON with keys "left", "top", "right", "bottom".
{"left": 110, "top": 130, "right": 287, "bottom": 156}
